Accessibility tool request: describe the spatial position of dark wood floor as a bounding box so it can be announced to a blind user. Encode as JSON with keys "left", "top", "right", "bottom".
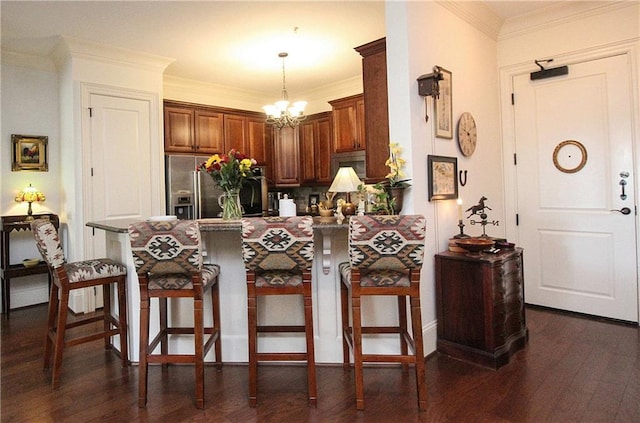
{"left": 1, "top": 304, "right": 638, "bottom": 422}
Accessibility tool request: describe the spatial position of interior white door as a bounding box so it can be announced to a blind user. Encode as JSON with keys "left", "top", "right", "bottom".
{"left": 513, "top": 53, "right": 638, "bottom": 322}
{"left": 89, "top": 93, "right": 152, "bottom": 259}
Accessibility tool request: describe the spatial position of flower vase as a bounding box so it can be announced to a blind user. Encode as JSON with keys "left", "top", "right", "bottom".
{"left": 388, "top": 187, "right": 405, "bottom": 214}
{"left": 219, "top": 188, "right": 243, "bottom": 220}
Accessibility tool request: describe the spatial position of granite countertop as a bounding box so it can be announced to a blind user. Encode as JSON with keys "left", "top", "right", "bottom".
{"left": 86, "top": 216, "right": 349, "bottom": 233}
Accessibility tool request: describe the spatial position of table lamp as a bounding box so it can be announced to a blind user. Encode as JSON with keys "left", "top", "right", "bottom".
{"left": 15, "top": 184, "right": 46, "bottom": 220}
{"left": 329, "top": 167, "right": 362, "bottom": 216}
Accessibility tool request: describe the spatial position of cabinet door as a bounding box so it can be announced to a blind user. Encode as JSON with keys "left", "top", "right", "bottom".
{"left": 164, "top": 106, "right": 195, "bottom": 153}
{"left": 314, "top": 117, "right": 333, "bottom": 184}
{"left": 195, "top": 110, "right": 224, "bottom": 155}
{"left": 332, "top": 101, "right": 358, "bottom": 153}
{"left": 224, "top": 114, "right": 248, "bottom": 153}
{"left": 299, "top": 121, "right": 316, "bottom": 184}
{"left": 273, "top": 126, "right": 300, "bottom": 186}
{"left": 247, "top": 117, "right": 269, "bottom": 166}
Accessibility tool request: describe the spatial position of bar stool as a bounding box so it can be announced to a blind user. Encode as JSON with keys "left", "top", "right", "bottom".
{"left": 240, "top": 216, "right": 316, "bottom": 407}
{"left": 128, "top": 219, "right": 222, "bottom": 409}
{"left": 339, "top": 214, "right": 427, "bottom": 410}
{"left": 31, "top": 219, "right": 128, "bottom": 389}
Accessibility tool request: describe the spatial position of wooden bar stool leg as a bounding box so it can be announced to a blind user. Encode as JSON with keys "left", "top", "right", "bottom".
{"left": 247, "top": 278, "right": 258, "bottom": 407}
{"left": 159, "top": 297, "right": 168, "bottom": 370}
{"left": 102, "top": 284, "right": 112, "bottom": 350}
{"left": 398, "top": 295, "right": 409, "bottom": 372}
{"left": 51, "top": 289, "right": 70, "bottom": 390}
{"left": 194, "top": 295, "right": 205, "bottom": 409}
{"left": 411, "top": 295, "right": 427, "bottom": 411}
{"left": 340, "top": 280, "right": 350, "bottom": 369}
{"left": 303, "top": 278, "right": 317, "bottom": 407}
{"left": 43, "top": 283, "right": 59, "bottom": 370}
{"left": 117, "top": 278, "right": 129, "bottom": 367}
{"left": 352, "top": 295, "right": 365, "bottom": 411}
{"left": 138, "top": 293, "right": 150, "bottom": 408}
{"left": 211, "top": 282, "right": 222, "bottom": 371}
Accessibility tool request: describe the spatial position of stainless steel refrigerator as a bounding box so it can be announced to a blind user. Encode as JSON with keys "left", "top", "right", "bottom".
{"left": 165, "top": 155, "right": 265, "bottom": 219}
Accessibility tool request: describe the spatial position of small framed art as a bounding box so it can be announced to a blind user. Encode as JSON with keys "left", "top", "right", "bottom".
{"left": 428, "top": 155, "right": 458, "bottom": 201}
{"left": 308, "top": 194, "right": 320, "bottom": 207}
{"left": 434, "top": 67, "right": 452, "bottom": 139}
{"left": 12, "top": 134, "right": 48, "bottom": 171}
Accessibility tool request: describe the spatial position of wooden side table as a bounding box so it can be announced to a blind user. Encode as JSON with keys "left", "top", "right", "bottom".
{"left": 434, "top": 248, "right": 528, "bottom": 369}
{"left": 1, "top": 214, "right": 59, "bottom": 317}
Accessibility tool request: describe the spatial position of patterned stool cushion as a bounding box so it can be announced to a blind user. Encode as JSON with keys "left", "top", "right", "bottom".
{"left": 147, "top": 264, "right": 220, "bottom": 290}
{"left": 31, "top": 219, "right": 66, "bottom": 268}
{"left": 339, "top": 262, "right": 411, "bottom": 287}
{"left": 129, "top": 220, "right": 210, "bottom": 290}
{"left": 255, "top": 269, "right": 303, "bottom": 288}
{"left": 342, "top": 215, "right": 426, "bottom": 288}
{"left": 349, "top": 215, "right": 426, "bottom": 271}
{"left": 241, "top": 217, "right": 314, "bottom": 272}
{"left": 65, "top": 259, "right": 127, "bottom": 283}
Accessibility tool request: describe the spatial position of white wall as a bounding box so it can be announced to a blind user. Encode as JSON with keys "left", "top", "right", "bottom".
{"left": 386, "top": 1, "right": 503, "bottom": 354}
{"left": 1, "top": 53, "right": 61, "bottom": 309}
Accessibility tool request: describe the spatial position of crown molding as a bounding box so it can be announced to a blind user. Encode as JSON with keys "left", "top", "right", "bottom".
{"left": 51, "top": 35, "right": 174, "bottom": 74}
{"left": 436, "top": 0, "right": 504, "bottom": 41}
{"left": 498, "top": 1, "right": 634, "bottom": 41}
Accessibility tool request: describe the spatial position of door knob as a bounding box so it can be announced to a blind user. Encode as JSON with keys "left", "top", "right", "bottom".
{"left": 611, "top": 207, "right": 632, "bottom": 215}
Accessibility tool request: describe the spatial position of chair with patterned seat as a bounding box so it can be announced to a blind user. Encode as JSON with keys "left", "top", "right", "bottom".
{"left": 31, "top": 219, "right": 129, "bottom": 390}
{"left": 339, "top": 214, "right": 427, "bottom": 410}
{"left": 240, "top": 216, "right": 316, "bottom": 407}
{"left": 128, "top": 219, "right": 222, "bottom": 409}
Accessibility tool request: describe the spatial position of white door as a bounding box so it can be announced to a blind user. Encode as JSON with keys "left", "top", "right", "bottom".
{"left": 513, "top": 53, "right": 638, "bottom": 322}
{"left": 87, "top": 93, "right": 152, "bottom": 309}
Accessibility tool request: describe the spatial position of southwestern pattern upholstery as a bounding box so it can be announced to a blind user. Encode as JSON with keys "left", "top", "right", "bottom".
{"left": 339, "top": 214, "right": 427, "bottom": 411}
{"left": 128, "top": 219, "right": 222, "bottom": 409}
{"left": 30, "top": 219, "right": 128, "bottom": 390}
{"left": 340, "top": 214, "right": 425, "bottom": 287}
{"left": 240, "top": 216, "right": 317, "bottom": 407}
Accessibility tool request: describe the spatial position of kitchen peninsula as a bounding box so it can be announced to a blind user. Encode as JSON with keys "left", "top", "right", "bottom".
{"left": 88, "top": 217, "right": 401, "bottom": 364}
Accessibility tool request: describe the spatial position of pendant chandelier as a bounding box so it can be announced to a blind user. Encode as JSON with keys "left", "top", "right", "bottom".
{"left": 263, "top": 52, "right": 307, "bottom": 129}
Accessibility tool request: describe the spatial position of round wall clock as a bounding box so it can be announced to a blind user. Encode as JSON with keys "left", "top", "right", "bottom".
{"left": 457, "top": 112, "right": 477, "bottom": 157}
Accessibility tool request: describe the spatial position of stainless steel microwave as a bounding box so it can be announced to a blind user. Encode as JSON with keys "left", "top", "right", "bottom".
{"left": 331, "top": 151, "right": 366, "bottom": 180}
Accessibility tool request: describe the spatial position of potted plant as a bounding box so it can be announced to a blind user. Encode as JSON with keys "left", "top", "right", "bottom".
{"left": 380, "top": 142, "right": 411, "bottom": 214}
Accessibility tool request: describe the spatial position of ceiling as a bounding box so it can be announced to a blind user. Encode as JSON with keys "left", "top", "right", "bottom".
{"left": 1, "top": 1, "right": 564, "bottom": 98}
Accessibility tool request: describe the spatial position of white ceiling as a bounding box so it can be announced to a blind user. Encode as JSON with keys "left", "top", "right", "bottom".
{"left": 1, "top": 1, "right": 564, "bottom": 97}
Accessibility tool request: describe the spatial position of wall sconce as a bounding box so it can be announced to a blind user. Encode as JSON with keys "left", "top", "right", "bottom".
{"left": 15, "top": 184, "right": 46, "bottom": 220}
{"left": 417, "top": 65, "right": 444, "bottom": 122}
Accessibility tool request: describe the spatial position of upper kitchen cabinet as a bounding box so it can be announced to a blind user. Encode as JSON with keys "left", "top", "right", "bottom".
{"left": 355, "top": 37, "right": 389, "bottom": 183}
{"left": 329, "top": 94, "right": 365, "bottom": 153}
{"left": 272, "top": 126, "right": 300, "bottom": 187}
{"left": 164, "top": 100, "right": 271, "bottom": 164}
{"left": 300, "top": 112, "right": 332, "bottom": 185}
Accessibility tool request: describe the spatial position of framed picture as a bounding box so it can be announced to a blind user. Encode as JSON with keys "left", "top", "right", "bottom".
{"left": 428, "top": 155, "right": 458, "bottom": 201}
{"left": 434, "top": 67, "right": 452, "bottom": 139}
{"left": 308, "top": 194, "right": 320, "bottom": 207}
{"left": 12, "top": 134, "right": 48, "bottom": 171}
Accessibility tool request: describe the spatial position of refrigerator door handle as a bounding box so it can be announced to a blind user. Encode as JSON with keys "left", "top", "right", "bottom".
{"left": 193, "top": 170, "right": 201, "bottom": 219}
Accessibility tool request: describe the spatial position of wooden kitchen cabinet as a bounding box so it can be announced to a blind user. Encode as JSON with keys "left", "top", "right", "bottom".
{"left": 434, "top": 248, "right": 528, "bottom": 369}
{"left": 299, "top": 112, "right": 332, "bottom": 185}
{"left": 164, "top": 100, "right": 270, "bottom": 163}
{"left": 356, "top": 37, "right": 390, "bottom": 183}
{"left": 329, "top": 94, "right": 365, "bottom": 153}
{"left": 272, "top": 126, "right": 300, "bottom": 186}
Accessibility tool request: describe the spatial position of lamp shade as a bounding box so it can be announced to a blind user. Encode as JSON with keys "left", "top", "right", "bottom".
{"left": 15, "top": 184, "right": 45, "bottom": 220}
{"left": 15, "top": 184, "right": 45, "bottom": 203}
{"left": 329, "top": 167, "right": 362, "bottom": 194}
